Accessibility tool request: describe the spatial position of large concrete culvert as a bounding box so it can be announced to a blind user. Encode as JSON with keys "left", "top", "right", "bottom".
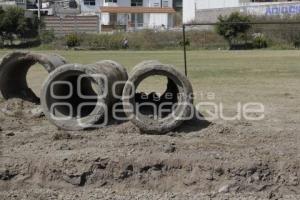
{"left": 122, "top": 61, "right": 194, "bottom": 134}
{"left": 40, "top": 61, "right": 128, "bottom": 131}
{"left": 0, "top": 51, "right": 67, "bottom": 103}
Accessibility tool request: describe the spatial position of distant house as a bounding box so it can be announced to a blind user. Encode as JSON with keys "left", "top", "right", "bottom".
{"left": 0, "top": 0, "right": 182, "bottom": 35}
{"left": 0, "top": 0, "right": 177, "bottom": 32}
{"left": 81, "top": 0, "right": 176, "bottom": 30}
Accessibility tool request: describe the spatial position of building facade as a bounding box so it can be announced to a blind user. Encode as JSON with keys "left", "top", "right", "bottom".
{"left": 0, "top": 0, "right": 176, "bottom": 31}
{"left": 95, "top": 0, "right": 175, "bottom": 30}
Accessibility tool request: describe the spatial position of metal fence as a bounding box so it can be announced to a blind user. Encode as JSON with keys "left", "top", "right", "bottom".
{"left": 182, "top": 21, "right": 300, "bottom": 76}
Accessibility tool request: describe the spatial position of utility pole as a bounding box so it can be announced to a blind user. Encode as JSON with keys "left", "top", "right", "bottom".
{"left": 37, "top": 0, "right": 42, "bottom": 35}
{"left": 37, "top": 0, "right": 41, "bottom": 20}
{"left": 182, "top": 24, "right": 187, "bottom": 77}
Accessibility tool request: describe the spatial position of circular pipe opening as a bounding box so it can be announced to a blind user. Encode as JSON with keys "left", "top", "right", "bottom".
{"left": 0, "top": 58, "right": 39, "bottom": 102}
{"left": 45, "top": 70, "right": 98, "bottom": 118}
{"left": 122, "top": 63, "right": 193, "bottom": 134}
{"left": 41, "top": 64, "right": 109, "bottom": 131}
{"left": 135, "top": 75, "right": 179, "bottom": 119}
{"left": 26, "top": 63, "right": 49, "bottom": 99}
{"left": 0, "top": 52, "right": 66, "bottom": 103}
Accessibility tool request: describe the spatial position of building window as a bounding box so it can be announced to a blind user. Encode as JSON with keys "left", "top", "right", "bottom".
{"left": 162, "top": 0, "right": 169, "bottom": 7}
{"left": 109, "top": 13, "right": 117, "bottom": 25}
{"left": 84, "top": 0, "right": 96, "bottom": 6}
{"left": 131, "top": 13, "right": 144, "bottom": 27}
{"left": 131, "top": 0, "right": 143, "bottom": 7}
{"left": 105, "top": 0, "right": 117, "bottom": 3}
{"left": 15, "top": 0, "right": 26, "bottom": 4}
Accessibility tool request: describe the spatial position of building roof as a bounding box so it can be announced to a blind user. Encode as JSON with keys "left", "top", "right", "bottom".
{"left": 100, "top": 6, "right": 176, "bottom": 14}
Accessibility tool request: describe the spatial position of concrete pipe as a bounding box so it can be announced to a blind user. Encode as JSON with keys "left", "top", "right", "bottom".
{"left": 0, "top": 51, "right": 67, "bottom": 103}
{"left": 122, "top": 61, "right": 194, "bottom": 134}
{"left": 40, "top": 61, "right": 128, "bottom": 131}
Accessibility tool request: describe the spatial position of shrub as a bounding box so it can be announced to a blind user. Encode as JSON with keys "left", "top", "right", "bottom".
{"left": 80, "top": 31, "right": 184, "bottom": 50}
{"left": 216, "top": 12, "right": 251, "bottom": 47}
{"left": 0, "top": 36, "right": 3, "bottom": 48}
{"left": 83, "top": 33, "right": 123, "bottom": 50}
{"left": 127, "top": 30, "right": 182, "bottom": 50}
{"left": 65, "top": 33, "right": 80, "bottom": 48}
{"left": 293, "top": 34, "right": 300, "bottom": 49}
{"left": 252, "top": 34, "right": 268, "bottom": 49}
{"left": 179, "top": 39, "right": 190, "bottom": 47}
{"left": 40, "top": 30, "right": 55, "bottom": 44}
{"left": 35, "top": 29, "right": 228, "bottom": 50}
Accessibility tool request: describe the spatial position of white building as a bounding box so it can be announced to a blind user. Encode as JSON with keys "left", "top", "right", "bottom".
{"left": 183, "top": 0, "right": 300, "bottom": 23}
{"left": 79, "top": 0, "right": 175, "bottom": 29}
{"left": 1, "top": 0, "right": 176, "bottom": 31}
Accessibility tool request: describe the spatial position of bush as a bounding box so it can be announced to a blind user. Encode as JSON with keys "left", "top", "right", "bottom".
{"left": 179, "top": 39, "right": 190, "bottom": 47}
{"left": 40, "top": 30, "right": 55, "bottom": 44}
{"left": 252, "top": 34, "right": 268, "bottom": 49}
{"left": 83, "top": 33, "right": 123, "bottom": 50}
{"left": 34, "top": 29, "right": 227, "bottom": 50}
{"left": 216, "top": 12, "right": 251, "bottom": 46}
{"left": 293, "top": 34, "right": 300, "bottom": 49}
{"left": 80, "top": 31, "right": 184, "bottom": 50}
{"left": 0, "top": 38, "right": 3, "bottom": 48}
{"left": 65, "top": 33, "right": 80, "bottom": 48}
{"left": 4, "top": 38, "right": 41, "bottom": 48}
{"left": 127, "top": 30, "right": 183, "bottom": 50}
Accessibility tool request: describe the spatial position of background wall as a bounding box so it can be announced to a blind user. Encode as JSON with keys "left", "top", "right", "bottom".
{"left": 183, "top": 0, "right": 196, "bottom": 23}
{"left": 193, "top": 1, "right": 300, "bottom": 23}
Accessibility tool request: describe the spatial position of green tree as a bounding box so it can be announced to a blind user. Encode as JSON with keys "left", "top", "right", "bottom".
{"left": 1, "top": 6, "right": 39, "bottom": 45}
{"left": 216, "top": 12, "right": 251, "bottom": 47}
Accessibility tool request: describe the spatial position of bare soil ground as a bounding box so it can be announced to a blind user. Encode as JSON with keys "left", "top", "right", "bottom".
{"left": 0, "top": 50, "right": 299, "bottom": 199}
{"left": 0, "top": 98, "right": 299, "bottom": 199}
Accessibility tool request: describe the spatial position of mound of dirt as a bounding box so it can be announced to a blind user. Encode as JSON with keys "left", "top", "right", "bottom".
{"left": 0, "top": 98, "right": 43, "bottom": 118}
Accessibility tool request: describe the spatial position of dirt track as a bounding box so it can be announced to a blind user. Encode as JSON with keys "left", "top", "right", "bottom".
{"left": 0, "top": 97, "right": 299, "bottom": 200}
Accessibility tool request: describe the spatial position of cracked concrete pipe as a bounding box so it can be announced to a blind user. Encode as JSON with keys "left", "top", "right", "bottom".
{"left": 122, "top": 61, "right": 194, "bottom": 134}
{"left": 0, "top": 51, "right": 67, "bottom": 103}
{"left": 40, "top": 61, "right": 128, "bottom": 131}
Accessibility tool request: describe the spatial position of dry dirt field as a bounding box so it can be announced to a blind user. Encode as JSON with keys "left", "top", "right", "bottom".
{"left": 0, "top": 50, "right": 299, "bottom": 199}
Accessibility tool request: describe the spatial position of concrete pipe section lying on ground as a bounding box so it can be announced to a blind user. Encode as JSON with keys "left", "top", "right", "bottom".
{"left": 0, "top": 51, "right": 67, "bottom": 103}
{"left": 40, "top": 61, "right": 128, "bottom": 131}
{"left": 122, "top": 61, "right": 194, "bottom": 134}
